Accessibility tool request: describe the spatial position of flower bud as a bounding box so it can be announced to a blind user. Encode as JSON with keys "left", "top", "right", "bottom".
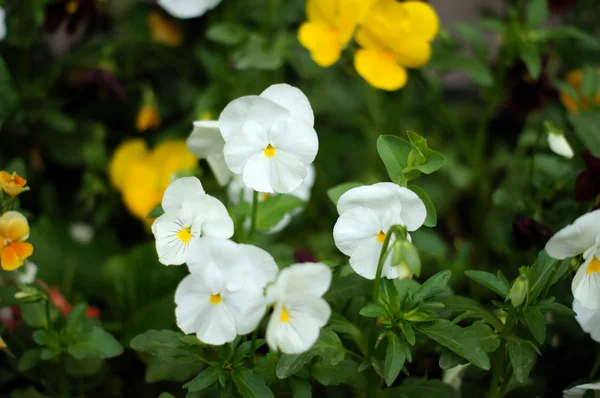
{"left": 509, "top": 276, "right": 529, "bottom": 307}
{"left": 392, "top": 240, "right": 421, "bottom": 278}
{"left": 0, "top": 336, "right": 6, "bottom": 350}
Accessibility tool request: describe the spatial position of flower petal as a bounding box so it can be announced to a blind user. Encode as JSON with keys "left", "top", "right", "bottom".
{"left": 573, "top": 259, "right": 600, "bottom": 310}
{"left": 260, "top": 84, "right": 314, "bottom": 127}
{"left": 219, "top": 95, "right": 290, "bottom": 142}
{"left": 564, "top": 381, "right": 600, "bottom": 397}
{"left": 574, "top": 299, "right": 600, "bottom": 343}
{"left": 268, "top": 150, "right": 308, "bottom": 194}
{"left": 206, "top": 154, "right": 233, "bottom": 187}
{"left": 242, "top": 152, "right": 274, "bottom": 193}
{"left": 223, "top": 120, "right": 268, "bottom": 174}
{"left": 269, "top": 118, "right": 319, "bottom": 166}
{"left": 187, "top": 121, "right": 224, "bottom": 158}
{"left": 195, "top": 195, "right": 234, "bottom": 239}
{"left": 333, "top": 207, "right": 382, "bottom": 256}
{"left": 394, "top": 39, "right": 432, "bottom": 69}
{"left": 153, "top": 211, "right": 197, "bottom": 266}
{"left": 349, "top": 237, "right": 385, "bottom": 280}
{"left": 0, "top": 211, "right": 30, "bottom": 242}
{"left": 298, "top": 22, "right": 341, "bottom": 67}
{"left": 545, "top": 210, "right": 600, "bottom": 259}
{"left": 548, "top": 133, "right": 574, "bottom": 159}
{"left": 337, "top": 185, "right": 395, "bottom": 218}
{"left": 224, "top": 286, "right": 268, "bottom": 335}
{"left": 161, "top": 177, "right": 206, "bottom": 213}
{"left": 403, "top": 1, "right": 440, "bottom": 42}
{"left": 374, "top": 183, "right": 427, "bottom": 231}
{"left": 355, "top": 48, "right": 408, "bottom": 91}
{"left": 228, "top": 243, "right": 279, "bottom": 291}
{"left": 194, "top": 303, "right": 237, "bottom": 345}
{"left": 109, "top": 139, "right": 149, "bottom": 191}
{"left": 158, "top": 0, "right": 221, "bottom": 19}
{"left": 175, "top": 274, "right": 213, "bottom": 334}
{"left": 266, "top": 263, "right": 332, "bottom": 303}
{"left": 186, "top": 237, "right": 240, "bottom": 275}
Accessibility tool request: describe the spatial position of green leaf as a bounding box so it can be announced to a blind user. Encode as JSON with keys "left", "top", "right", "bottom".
{"left": 443, "top": 55, "right": 494, "bottom": 87}
{"left": 312, "top": 358, "right": 365, "bottom": 387}
{"left": 537, "top": 27, "right": 600, "bottom": 49}
{"left": 381, "top": 377, "right": 460, "bottom": 398}
{"left": 436, "top": 295, "right": 503, "bottom": 330}
{"left": 569, "top": 112, "right": 600, "bottom": 157}
{"left": 290, "top": 378, "right": 312, "bottom": 397}
{"left": 380, "top": 279, "right": 399, "bottom": 306}
{"left": 67, "top": 327, "right": 124, "bottom": 360}
{"left": 528, "top": 250, "right": 558, "bottom": 301}
{"left": 18, "top": 349, "right": 43, "bottom": 372}
{"left": 408, "top": 151, "right": 445, "bottom": 175}
{"left": 0, "top": 56, "right": 20, "bottom": 122}
{"left": 581, "top": 66, "right": 599, "bottom": 100}
{"left": 538, "top": 301, "right": 575, "bottom": 316}
{"left": 329, "top": 313, "right": 369, "bottom": 357}
{"left": 524, "top": 307, "right": 546, "bottom": 344}
{"left": 232, "top": 34, "right": 285, "bottom": 70}
{"left": 130, "top": 330, "right": 208, "bottom": 364}
{"left": 454, "top": 23, "right": 488, "bottom": 61}
{"left": 146, "top": 357, "right": 203, "bottom": 383}
{"left": 466, "top": 322, "right": 500, "bottom": 353}
{"left": 233, "top": 368, "right": 274, "bottom": 398}
{"left": 158, "top": 394, "right": 176, "bottom": 398}
{"left": 147, "top": 204, "right": 165, "bottom": 219}
{"left": 385, "top": 334, "right": 406, "bottom": 386}
{"left": 465, "top": 270, "right": 509, "bottom": 298}
{"left": 64, "top": 357, "right": 104, "bottom": 377}
{"left": 325, "top": 272, "right": 371, "bottom": 302}
{"left": 360, "top": 303, "right": 388, "bottom": 318}
{"left": 439, "top": 348, "right": 468, "bottom": 369}
{"left": 327, "top": 182, "right": 362, "bottom": 206}
{"left": 20, "top": 303, "right": 50, "bottom": 328}
{"left": 407, "top": 270, "right": 451, "bottom": 309}
{"left": 377, "top": 135, "right": 413, "bottom": 184}
{"left": 232, "top": 339, "right": 265, "bottom": 365}
{"left": 206, "top": 23, "right": 249, "bottom": 46}
{"left": 507, "top": 340, "right": 537, "bottom": 384}
{"left": 257, "top": 194, "right": 305, "bottom": 231}
{"left": 254, "top": 352, "right": 279, "bottom": 385}
{"left": 416, "top": 320, "right": 490, "bottom": 370}
{"left": 276, "top": 329, "right": 345, "bottom": 379}
{"left": 553, "top": 80, "right": 580, "bottom": 104}
{"left": 184, "top": 366, "right": 222, "bottom": 392}
{"left": 519, "top": 41, "right": 541, "bottom": 80}
{"left": 408, "top": 185, "right": 437, "bottom": 227}
{"left": 526, "top": 0, "right": 548, "bottom": 27}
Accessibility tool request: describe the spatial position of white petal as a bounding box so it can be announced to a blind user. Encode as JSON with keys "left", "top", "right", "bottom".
{"left": 373, "top": 183, "right": 427, "bottom": 231}
{"left": 242, "top": 153, "right": 274, "bottom": 193}
{"left": 161, "top": 177, "right": 205, "bottom": 213}
{"left": 223, "top": 120, "right": 269, "bottom": 174}
{"left": 194, "top": 304, "right": 237, "bottom": 345}
{"left": 548, "top": 133, "right": 574, "bottom": 159}
{"left": 266, "top": 263, "right": 332, "bottom": 303}
{"left": 219, "top": 95, "right": 290, "bottom": 142}
{"left": 573, "top": 299, "right": 600, "bottom": 343}
{"left": 224, "top": 286, "right": 268, "bottom": 335}
{"left": 206, "top": 154, "right": 233, "bottom": 186}
{"left": 18, "top": 262, "right": 38, "bottom": 284}
{"left": 290, "top": 164, "right": 316, "bottom": 202}
{"left": 0, "top": 8, "right": 5, "bottom": 41}
{"left": 267, "top": 213, "right": 293, "bottom": 234}
{"left": 158, "top": 0, "right": 221, "bottom": 19}
{"left": 194, "top": 195, "right": 234, "bottom": 239}
{"left": 186, "top": 238, "right": 239, "bottom": 275}
{"left": 175, "top": 274, "right": 212, "bottom": 334}
{"left": 269, "top": 118, "right": 318, "bottom": 166}
{"left": 228, "top": 243, "right": 279, "bottom": 291}
{"left": 573, "top": 264, "right": 600, "bottom": 310}
{"left": 269, "top": 150, "right": 308, "bottom": 193}
{"left": 337, "top": 185, "right": 397, "bottom": 219}
{"left": 564, "top": 382, "right": 600, "bottom": 397}
{"left": 260, "top": 84, "right": 314, "bottom": 126}
{"left": 333, "top": 207, "right": 382, "bottom": 256}
{"left": 153, "top": 211, "right": 197, "bottom": 266}
{"left": 349, "top": 237, "right": 385, "bottom": 280}
{"left": 187, "top": 121, "right": 224, "bottom": 158}
{"left": 546, "top": 210, "right": 600, "bottom": 259}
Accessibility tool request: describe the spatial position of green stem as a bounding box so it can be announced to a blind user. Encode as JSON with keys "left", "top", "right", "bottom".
{"left": 248, "top": 190, "right": 259, "bottom": 241}
{"left": 488, "top": 310, "right": 517, "bottom": 398}
{"left": 372, "top": 230, "right": 394, "bottom": 303}
{"left": 589, "top": 351, "right": 600, "bottom": 380}
{"left": 249, "top": 327, "right": 259, "bottom": 368}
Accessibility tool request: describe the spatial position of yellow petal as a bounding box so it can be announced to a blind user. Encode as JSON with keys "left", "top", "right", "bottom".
{"left": 1, "top": 243, "right": 33, "bottom": 271}
{"left": 394, "top": 39, "right": 432, "bottom": 68}
{"left": 136, "top": 105, "right": 161, "bottom": 132}
{"left": 402, "top": 1, "right": 440, "bottom": 42}
{"left": 306, "top": 0, "right": 337, "bottom": 24}
{"left": 109, "top": 139, "right": 149, "bottom": 191}
{"left": 148, "top": 11, "right": 183, "bottom": 47}
{"left": 0, "top": 211, "right": 30, "bottom": 242}
{"left": 298, "top": 22, "right": 341, "bottom": 67}
{"left": 150, "top": 141, "right": 198, "bottom": 191}
{"left": 354, "top": 48, "right": 407, "bottom": 91}
{"left": 354, "top": 0, "right": 379, "bottom": 23}
{"left": 0, "top": 171, "right": 30, "bottom": 198}
{"left": 122, "top": 161, "right": 162, "bottom": 220}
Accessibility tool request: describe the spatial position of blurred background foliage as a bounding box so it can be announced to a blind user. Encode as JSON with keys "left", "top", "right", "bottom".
{"left": 1, "top": 0, "right": 600, "bottom": 396}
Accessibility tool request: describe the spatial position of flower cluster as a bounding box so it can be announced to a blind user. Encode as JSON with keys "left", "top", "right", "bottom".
{"left": 298, "top": 0, "right": 439, "bottom": 91}
{"left": 109, "top": 139, "right": 198, "bottom": 220}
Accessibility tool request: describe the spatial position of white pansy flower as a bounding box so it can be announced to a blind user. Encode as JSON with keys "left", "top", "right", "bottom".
{"left": 573, "top": 299, "right": 600, "bottom": 342}
{"left": 152, "top": 177, "right": 233, "bottom": 266}
{"left": 0, "top": 7, "right": 6, "bottom": 41}
{"left": 158, "top": 0, "right": 221, "bottom": 19}
{"left": 333, "top": 183, "right": 427, "bottom": 280}
{"left": 548, "top": 132, "right": 574, "bottom": 159}
{"left": 219, "top": 84, "right": 318, "bottom": 194}
{"left": 187, "top": 121, "right": 232, "bottom": 187}
{"left": 18, "top": 262, "right": 38, "bottom": 284}
{"left": 266, "top": 263, "right": 332, "bottom": 354}
{"left": 228, "top": 164, "right": 316, "bottom": 233}
{"left": 175, "top": 238, "right": 278, "bottom": 345}
{"left": 564, "top": 381, "right": 600, "bottom": 397}
{"left": 545, "top": 210, "right": 600, "bottom": 309}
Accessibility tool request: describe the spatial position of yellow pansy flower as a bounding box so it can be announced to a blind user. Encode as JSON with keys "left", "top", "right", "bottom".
{"left": 109, "top": 139, "right": 149, "bottom": 192}
{"left": 0, "top": 211, "right": 34, "bottom": 271}
{"left": 560, "top": 69, "right": 600, "bottom": 113}
{"left": 298, "top": 0, "right": 377, "bottom": 67}
{"left": 148, "top": 10, "right": 183, "bottom": 47}
{"left": 150, "top": 140, "right": 198, "bottom": 191}
{"left": 136, "top": 104, "right": 161, "bottom": 132}
{"left": 122, "top": 161, "right": 163, "bottom": 220}
{"left": 354, "top": 0, "right": 439, "bottom": 91}
{"left": 0, "top": 171, "right": 30, "bottom": 198}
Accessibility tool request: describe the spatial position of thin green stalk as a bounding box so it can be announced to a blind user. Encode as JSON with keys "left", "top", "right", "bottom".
{"left": 488, "top": 310, "right": 517, "bottom": 398}
{"left": 249, "top": 327, "right": 259, "bottom": 368}
{"left": 372, "top": 230, "right": 394, "bottom": 303}
{"left": 248, "top": 190, "right": 259, "bottom": 240}
{"left": 589, "top": 351, "right": 600, "bottom": 380}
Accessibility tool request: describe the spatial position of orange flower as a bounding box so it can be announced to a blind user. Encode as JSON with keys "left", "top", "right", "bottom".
{"left": 136, "top": 104, "right": 161, "bottom": 132}
{"left": 560, "top": 69, "right": 600, "bottom": 113}
{"left": 0, "top": 211, "right": 34, "bottom": 271}
{"left": 0, "top": 171, "right": 30, "bottom": 198}
{"left": 149, "top": 10, "right": 183, "bottom": 47}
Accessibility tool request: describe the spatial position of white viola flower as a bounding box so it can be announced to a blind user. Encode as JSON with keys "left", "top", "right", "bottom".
{"left": 175, "top": 238, "right": 278, "bottom": 345}
{"left": 152, "top": 177, "right": 233, "bottom": 266}
{"left": 187, "top": 121, "right": 232, "bottom": 187}
{"left": 18, "top": 261, "right": 38, "bottom": 284}
{"left": 0, "top": 7, "right": 6, "bottom": 41}
{"left": 545, "top": 210, "right": 600, "bottom": 309}
{"left": 443, "top": 364, "right": 470, "bottom": 391}
{"left": 564, "top": 381, "right": 600, "bottom": 397}
{"left": 548, "top": 132, "right": 574, "bottom": 159}
{"left": 227, "top": 164, "right": 316, "bottom": 233}
{"left": 573, "top": 299, "right": 600, "bottom": 343}
{"left": 158, "top": 0, "right": 221, "bottom": 19}
{"left": 265, "top": 263, "right": 332, "bottom": 354}
{"left": 219, "top": 83, "right": 318, "bottom": 194}
{"left": 333, "top": 183, "right": 427, "bottom": 280}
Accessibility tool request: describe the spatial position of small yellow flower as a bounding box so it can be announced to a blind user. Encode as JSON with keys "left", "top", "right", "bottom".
{"left": 148, "top": 11, "right": 183, "bottom": 47}
{"left": 0, "top": 211, "right": 34, "bottom": 271}
{"left": 298, "top": 0, "right": 377, "bottom": 67}
{"left": 560, "top": 69, "right": 600, "bottom": 113}
{"left": 354, "top": 0, "right": 439, "bottom": 91}
{"left": 0, "top": 171, "right": 30, "bottom": 198}
{"left": 136, "top": 104, "right": 161, "bottom": 132}
{"left": 122, "top": 160, "right": 163, "bottom": 220}
{"left": 150, "top": 141, "right": 198, "bottom": 191}
{"left": 109, "top": 139, "right": 150, "bottom": 192}
{"left": 0, "top": 336, "right": 6, "bottom": 350}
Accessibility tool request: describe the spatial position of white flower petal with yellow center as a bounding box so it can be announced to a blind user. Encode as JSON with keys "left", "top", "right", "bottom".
{"left": 158, "top": 0, "right": 221, "bottom": 19}
{"left": 175, "top": 238, "right": 278, "bottom": 345}
{"left": 219, "top": 84, "right": 318, "bottom": 194}
{"left": 152, "top": 177, "right": 233, "bottom": 266}
{"left": 563, "top": 381, "right": 600, "bottom": 397}
{"left": 333, "top": 183, "right": 426, "bottom": 280}
{"left": 546, "top": 210, "right": 600, "bottom": 309}
{"left": 187, "top": 121, "right": 232, "bottom": 187}
{"left": 265, "top": 263, "right": 332, "bottom": 354}
{"left": 548, "top": 133, "right": 574, "bottom": 159}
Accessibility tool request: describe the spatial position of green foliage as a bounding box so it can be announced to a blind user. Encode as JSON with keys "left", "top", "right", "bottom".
{"left": 256, "top": 194, "right": 305, "bottom": 231}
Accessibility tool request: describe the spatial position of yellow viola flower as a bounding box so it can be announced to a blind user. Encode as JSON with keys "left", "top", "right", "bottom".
{"left": 136, "top": 104, "right": 161, "bottom": 132}
{"left": 354, "top": 0, "right": 439, "bottom": 91}
{"left": 560, "top": 69, "right": 600, "bottom": 113}
{"left": 148, "top": 10, "right": 183, "bottom": 47}
{"left": 0, "top": 336, "right": 6, "bottom": 350}
{"left": 122, "top": 160, "right": 163, "bottom": 220}
{"left": 150, "top": 140, "right": 198, "bottom": 191}
{"left": 298, "top": 0, "right": 377, "bottom": 67}
{"left": 109, "top": 139, "right": 150, "bottom": 192}
{"left": 0, "top": 211, "right": 34, "bottom": 271}
{"left": 0, "top": 171, "right": 30, "bottom": 198}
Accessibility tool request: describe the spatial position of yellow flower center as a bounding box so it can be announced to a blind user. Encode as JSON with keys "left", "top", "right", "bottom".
{"left": 177, "top": 227, "right": 193, "bottom": 243}
{"left": 376, "top": 231, "right": 386, "bottom": 243}
{"left": 209, "top": 294, "right": 221, "bottom": 305}
{"left": 261, "top": 193, "right": 271, "bottom": 201}
{"left": 587, "top": 257, "right": 600, "bottom": 274}
{"left": 280, "top": 307, "right": 291, "bottom": 323}
{"left": 263, "top": 144, "right": 276, "bottom": 158}
{"left": 66, "top": 0, "right": 79, "bottom": 14}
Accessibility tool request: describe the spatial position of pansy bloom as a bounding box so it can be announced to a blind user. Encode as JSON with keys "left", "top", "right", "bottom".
{"left": 187, "top": 121, "right": 232, "bottom": 187}
{"left": 0, "top": 171, "right": 30, "bottom": 198}
{"left": 0, "top": 211, "right": 34, "bottom": 271}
